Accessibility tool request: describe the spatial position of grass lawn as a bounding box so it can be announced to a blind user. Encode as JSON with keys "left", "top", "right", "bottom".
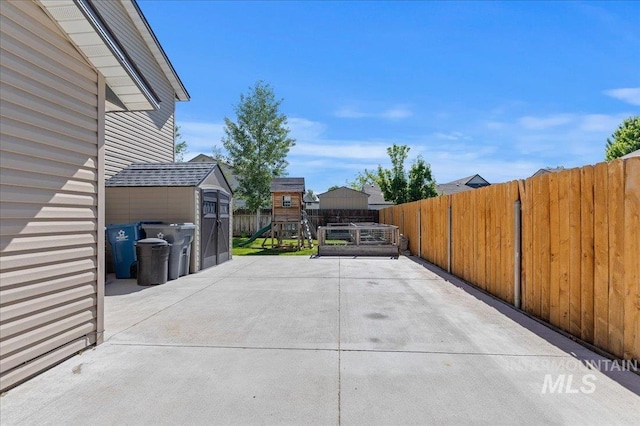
{"left": 232, "top": 237, "right": 317, "bottom": 256}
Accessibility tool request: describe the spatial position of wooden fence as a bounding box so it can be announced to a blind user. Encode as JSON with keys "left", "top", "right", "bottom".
{"left": 380, "top": 157, "right": 639, "bottom": 362}
{"left": 233, "top": 209, "right": 379, "bottom": 237}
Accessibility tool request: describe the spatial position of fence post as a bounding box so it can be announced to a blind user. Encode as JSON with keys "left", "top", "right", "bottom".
{"left": 417, "top": 207, "right": 422, "bottom": 259}
{"left": 514, "top": 200, "right": 522, "bottom": 309}
{"left": 447, "top": 204, "right": 452, "bottom": 273}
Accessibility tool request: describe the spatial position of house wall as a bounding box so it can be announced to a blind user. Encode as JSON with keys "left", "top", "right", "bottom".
{"left": 272, "top": 192, "right": 303, "bottom": 222}
{"left": 0, "top": 0, "right": 104, "bottom": 391}
{"left": 92, "top": 0, "right": 176, "bottom": 178}
{"left": 319, "top": 187, "right": 368, "bottom": 210}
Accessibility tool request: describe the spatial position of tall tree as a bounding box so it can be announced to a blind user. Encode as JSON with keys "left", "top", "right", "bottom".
{"left": 222, "top": 81, "right": 295, "bottom": 227}
{"left": 347, "top": 169, "right": 377, "bottom": 190}
{"left": 407, "top": 155, "right": 438, "bottom": 200}
{"left": 377, "top": 144, "right": 410, "bottom": 204}
{"left": 605, "top": 116, "right": 640, "bottom": 160}
{"left": 174, "top": 125, "right": 187, "bottom": 162}
{"left": 376, "top": 144, "right": 437, "bottom": 204}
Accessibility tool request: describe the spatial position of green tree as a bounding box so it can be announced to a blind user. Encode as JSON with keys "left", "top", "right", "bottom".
{"left": 346, "top": 169, "right": 376, "bottom": 190}
{"left": 174, "top": 125, "right": 187, "bottom": 162}
{"left": 327, "top": 185, "right": 341, "bottom": 192}
{"left": 376, "top": 144, "right": 437, "bottom": 204}
{"left": 222, "top": 81, "right": 295, "bottom": 227}
{"left": 605, "top": 116, "right": 640, "bottom": 160}
{"left": 407, "top": 155, "right": 438, "bottom": 200}
{"left": 377, "top": 144, "right": 409, "bottom": 204}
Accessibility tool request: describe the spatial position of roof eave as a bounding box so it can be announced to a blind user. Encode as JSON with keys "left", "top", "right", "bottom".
{"left": 38, "top": 0, "right": 160, "bottom": 111}
{"left": 122, "top": 0, "right": 190, "bottom": 101}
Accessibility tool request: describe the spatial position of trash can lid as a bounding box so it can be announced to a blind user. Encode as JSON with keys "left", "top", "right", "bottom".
{"left": 136, "top": 238, "right": 169, "bottom": 245}
{"left": 168, "top": 223, "right": 196, "bottom": 229}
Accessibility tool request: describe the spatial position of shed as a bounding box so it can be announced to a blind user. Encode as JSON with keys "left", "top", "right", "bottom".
{"left": 318, "top": 186, "right": 369, "bottom": 210}
{"left": 106, "top": 163, "right": 233, "bottom": 272}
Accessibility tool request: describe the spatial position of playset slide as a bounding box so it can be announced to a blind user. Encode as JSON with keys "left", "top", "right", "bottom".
{"left": 239, "top": 223, "right": 272, "bottom": 247}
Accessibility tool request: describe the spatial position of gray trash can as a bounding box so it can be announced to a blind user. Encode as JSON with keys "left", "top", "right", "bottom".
{"left": 141, "top": 223, "right": 196, "bottom": 280}
{"left": 135, "top": 238, "right": 170, "bottom": 285}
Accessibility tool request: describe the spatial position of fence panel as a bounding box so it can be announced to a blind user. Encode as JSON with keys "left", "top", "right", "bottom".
{"left": 377, "top": 157, "right": 638, "bottom": 361}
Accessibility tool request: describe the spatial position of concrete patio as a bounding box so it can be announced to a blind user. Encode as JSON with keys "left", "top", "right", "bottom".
{"left": 1, "top": 256, "right": 639, "bottom": 425}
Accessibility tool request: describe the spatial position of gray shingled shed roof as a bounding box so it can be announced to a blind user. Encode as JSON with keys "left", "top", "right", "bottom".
{"left": 106, "top": 163, "right": 218, "bottom": 187}
{"left": 270, "top": 177, "right": 305, "bottom": 193}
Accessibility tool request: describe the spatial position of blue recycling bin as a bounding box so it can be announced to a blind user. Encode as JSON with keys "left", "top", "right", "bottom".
{"left": 106, "top": 223, "right": 141, "bottom": 279}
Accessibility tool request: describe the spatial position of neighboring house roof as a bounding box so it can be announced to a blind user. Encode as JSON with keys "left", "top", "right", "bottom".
{"left": 271, "top": 178, "right": 305, "bottom": 193}
{"left": 530, "top": 167, "right": 565, "bottom": 178}
{"left": 303, "top": 193, "right": 319, "bottom": 203}
{"left": 621, "top": 149, "right": 640, "bottom": 159}
{"left": 106, "top": 163, "right": 226, "bottom": 187}
{"left": 362, "top": 183, "right": 393, "bottom": 207}
{"left": 189, "top": 154, "right": 215, "bottom": 163}
{"left": 187, "top": 155, "right": 240, "bottom": 192}
{"left": 436, "top": 174, "right": 490, "bottom": 195}
{"left": 318, "top": 186, "right": 369, "bottom": 198}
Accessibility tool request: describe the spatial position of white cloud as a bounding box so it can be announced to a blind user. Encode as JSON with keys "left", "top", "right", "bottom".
{"left": 379, "top": 107, "right": 413, "bottom": 119}
{"left": 432, "top": 131, "right": 472, "bottom": 141}
{"left": 604, "top": 88, "right": 640, "bottom": 106}
{"left": 518, "top": 114, "right": 574, "bottom": 130}
{"left": 178, "top": 120, "right": 225, "bottom": 154}
{"left": 288, "top": 117, "right": 326, "bottom": 140}
{"left": 333, "top": 105, "right": 413, "bottom": 120}
{"left": 334, "top": 107, "right": 368, "bottom": 118}
{"left": 290, "top": 141, "right": 389, "bottom": 160}
{"left": 578, "top": 113, "right": 629, "bottom": 132}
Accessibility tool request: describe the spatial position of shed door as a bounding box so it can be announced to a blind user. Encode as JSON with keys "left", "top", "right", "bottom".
{"left": 200, "top": 190, "right": 218, "bottom": 269}
{"left": 217, "top": 192, "right": 230, "bottom": 264}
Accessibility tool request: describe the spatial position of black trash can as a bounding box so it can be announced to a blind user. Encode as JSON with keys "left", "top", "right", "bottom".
{"left": 135, "top": 238, "right": 170, "bottom": 286}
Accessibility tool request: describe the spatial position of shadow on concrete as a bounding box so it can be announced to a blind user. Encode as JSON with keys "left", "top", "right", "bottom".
{"left": 105, "top": 275, "right": 154, "bottom": 296}
{"left": 405, "top": 255, "right": 640, "bottom": 397}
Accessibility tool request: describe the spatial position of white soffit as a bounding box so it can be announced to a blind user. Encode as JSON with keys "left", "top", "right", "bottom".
{"left": 37, "top": 0, "right": 160, "bottom": 111}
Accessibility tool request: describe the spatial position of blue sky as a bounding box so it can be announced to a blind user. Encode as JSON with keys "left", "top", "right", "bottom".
{"left": 138, "top": 0, "right": 639, "bottom": 194}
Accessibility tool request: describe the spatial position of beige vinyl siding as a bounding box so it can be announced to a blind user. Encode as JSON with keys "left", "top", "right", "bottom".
{"left": 105, "top": 187, "right": 196, "bottom": 226}
{"left": 319, "top": 187, "right": 368, "bottom": 210}
{"left": 0, "top": 0, "right": 101, "bottom": 391}
{"left": 93, "top": 0, "right": 176, "bottom": 178}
